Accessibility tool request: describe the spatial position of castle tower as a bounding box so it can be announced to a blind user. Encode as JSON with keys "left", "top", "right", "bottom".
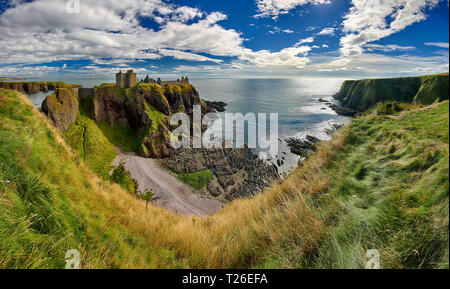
{"left": 116, "top": 70, "right": 137, "bottom": 88}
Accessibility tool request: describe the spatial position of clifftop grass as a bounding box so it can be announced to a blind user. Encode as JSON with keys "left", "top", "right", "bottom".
{"left": 335, "top": 73, "right": 449, "bottom": 111}
{"left": 0, "top": 88, "right": 448, "bottom": 268}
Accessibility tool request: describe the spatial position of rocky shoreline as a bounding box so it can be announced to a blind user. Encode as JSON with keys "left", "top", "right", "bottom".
{"left": 318, "top": 97, "right": 357, "bottom": 117}
{"left": 163, "top": 146, "right": 279, "bottom": 201}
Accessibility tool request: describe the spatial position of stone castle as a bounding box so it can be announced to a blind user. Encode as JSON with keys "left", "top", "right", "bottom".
{"left": 116, "top": 70, "right": 137, "bottom": 88}
{"left": 116, "top": 69, "right": 189, "bottom": 88}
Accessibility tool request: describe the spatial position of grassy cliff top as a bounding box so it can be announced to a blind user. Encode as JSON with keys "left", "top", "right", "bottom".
{"left": 335, "top": 73, "right": 449, "bottom": 111}
{"left": 0, "top": 89, "right": 448, "bottom": 268}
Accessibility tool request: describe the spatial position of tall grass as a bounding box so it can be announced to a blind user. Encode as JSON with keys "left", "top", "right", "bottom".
{"left": 0, "top": 89, "right": 448, "bottom": 268}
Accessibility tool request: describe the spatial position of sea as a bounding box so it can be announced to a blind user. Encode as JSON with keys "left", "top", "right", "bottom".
{"left": 18, "top": 77, "right": 350, "bottom": 174}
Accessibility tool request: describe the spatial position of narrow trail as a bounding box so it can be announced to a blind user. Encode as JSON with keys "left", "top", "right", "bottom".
{"left": 112, "top": 151, "right": 224, "bottom": 216}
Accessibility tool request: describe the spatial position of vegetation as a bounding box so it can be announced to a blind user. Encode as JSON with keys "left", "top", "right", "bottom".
{"left": 179, "top": 169, "right": 214, "bottom": 190}
{"left": 335, "top": 73, "right": 449, "bottom": 111}
{"left": 63, "top": 115, "right": 117, "bottom": 179}
{"left": 140, "top": 190, "right": 154, "bottom": 209}
{"left": 111, "top": 162, "right": 138, "bottom": 194}
{"left": 0, "top": 88, "right": 448, "bottom": 269}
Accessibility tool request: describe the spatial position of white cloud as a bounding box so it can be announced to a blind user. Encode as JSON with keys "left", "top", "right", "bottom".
{"left": 296, "top": 36, "right": 315, "bottom": 45}
{"left": 254, "top": 0, "right": 331, "bottom": 18}
{"left": 158, "top": 49, "right": 223, "bottom": 63}
{"left": 309, "top": 52, "right": 449, "bottom": 75}
{"left": 317, "top": 27, "right": 335, "bottom": 35}
{"left": 365, "top": 44, "right": 416, "bottom": 52}
{"left": 322, "top": 44, "right": 329, "bottom": 48}
{"left": 340, "top": 0, "right": 443, "bottom": 56}
{"left": 238, "top": 45, "right": 312, "bottom": 68}
{"left": 267, "top": 27, "right": 295, "bottom": 34}
{"left": 425, "top": 42, "right": 450, "bottom": 48}
{"left": 0, "top": 1, "right": 243, "bottom": 64}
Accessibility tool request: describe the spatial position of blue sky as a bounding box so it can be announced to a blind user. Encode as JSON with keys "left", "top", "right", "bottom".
{"left": 0, "top": 0, "right": 448, "bottom": 79}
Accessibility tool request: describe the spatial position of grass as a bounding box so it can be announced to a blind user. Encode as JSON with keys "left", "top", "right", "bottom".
{"left": 0, "top": 88, "right": 448, "bottom": 269}
{"left": 63, "top": 115, "right": 117, "bottom": 180}
{"left": 179, "top": 169, "right": 214, "bottom": 190}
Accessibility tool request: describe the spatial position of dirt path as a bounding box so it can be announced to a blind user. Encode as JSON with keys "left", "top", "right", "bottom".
{"left": 112, "top": 151, "right": 224, "bottom": 216}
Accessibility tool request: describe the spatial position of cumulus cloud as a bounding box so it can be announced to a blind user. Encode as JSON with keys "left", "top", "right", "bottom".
{"left": 317, "top": 27, "right": 335, "bottom": 35}
{"left": 340, "top": 0, "right": 443, "bottom": 56}
{"left": 0, "top": 0, "right": 242, "bottom": 64}
{"left": 296, "top": 36, "right": 315, "bottom": 45}
{"left": 425, "top": 42, "right": 450, "bottom": 48}
{"left": 254, "top": 0, "right": 331, "bottom": 18}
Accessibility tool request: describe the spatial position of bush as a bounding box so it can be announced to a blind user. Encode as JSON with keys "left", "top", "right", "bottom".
{"left": 111, "top": 162, "right": 138, "bottom": 194}
{"left": 376, "top": 102, "right": 403, "bottom": 115}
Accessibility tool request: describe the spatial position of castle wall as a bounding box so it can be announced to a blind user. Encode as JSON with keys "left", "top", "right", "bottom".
{"left": 78, "top": 88, "right": 96, "bottom": 98}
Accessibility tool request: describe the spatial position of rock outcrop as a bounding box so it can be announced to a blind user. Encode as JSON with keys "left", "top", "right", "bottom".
{"left": 41, "top": 88, "right": 79, "bottom": 130}
{"left": 92, "top": 83, "right": 224, "bottom": 158}
{"left": 333, "top": 73, "right": 449, "bottom": 113}
{"left": 164, "top": 147, "right": 279, "bottom": 201}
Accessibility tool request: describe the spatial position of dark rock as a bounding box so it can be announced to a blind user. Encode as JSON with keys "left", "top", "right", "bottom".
{"left": 204, "top": 100, "right": 227, "bottom": 112}
{"left": 306, "top": 135, "right": 320, "bottom": 144}
{"left": 285, "top": 136, "right": 318, "bottom": 157}
{"left": 329, "top": 104, "right": 357, "bottom": 117}
{"left": 164, "top": 146, "right": 279, "bottom": 201}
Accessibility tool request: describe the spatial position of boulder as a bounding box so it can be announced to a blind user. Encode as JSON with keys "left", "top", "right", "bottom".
{"left": 41, "top": 88, "right": 79, "bottom": 130}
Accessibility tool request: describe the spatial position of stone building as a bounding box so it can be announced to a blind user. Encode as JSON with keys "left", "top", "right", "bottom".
{"left": 116, "top": 70, "right": 137, "bottom": 88}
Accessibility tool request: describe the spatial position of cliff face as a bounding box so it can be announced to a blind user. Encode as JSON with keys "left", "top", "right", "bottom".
{"left": 92, "top": 83, "right": 212, "bottom": 158}
{"left": 334, "top": 73, "right": 449, "bottom": 111}
{"left": 0, "top": 81, "right": 69, "bottom": 94}
{"left": 41, "top": 88, "right": 79, "bottom": 131}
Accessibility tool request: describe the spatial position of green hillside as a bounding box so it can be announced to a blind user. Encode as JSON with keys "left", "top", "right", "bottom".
{"left": 334, "top": 73, "right": 449, "bottom": 111}
{"left": 0, "top": 88, "right": 448, "bottom": 268}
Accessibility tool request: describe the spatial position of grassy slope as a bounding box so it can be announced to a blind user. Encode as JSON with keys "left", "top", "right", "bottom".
{"left": 0, "top": 89, "right": 448, "bottom": 268}
{"left": 335, "top": 73, "right": 449, "bottom": 111}
{"left": 0, "top": 89, "right": 181, "bottom": 268}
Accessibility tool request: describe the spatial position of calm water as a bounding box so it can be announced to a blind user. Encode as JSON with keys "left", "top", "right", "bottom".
{"left": 22, "top": 77, "right": 350, "bottom": 173}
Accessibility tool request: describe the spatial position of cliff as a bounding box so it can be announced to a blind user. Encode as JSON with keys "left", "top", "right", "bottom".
{"left": 89, "top": 83, "right": 215, "bottom": 158}
{"left": 41, "top": 88, "right": 79, "bottom": 130}
{"left": 0, "top": 81, "right": 73, "bottom": 94}
{"left": 334, "top": 73, "right": 449, "bottom": 112}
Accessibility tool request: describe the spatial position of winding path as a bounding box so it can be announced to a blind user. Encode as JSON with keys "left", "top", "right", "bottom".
{"left": 112, "top": 151, "right": 224, "bottom": 216}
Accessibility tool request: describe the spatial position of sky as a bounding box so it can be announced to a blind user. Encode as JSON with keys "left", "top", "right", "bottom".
{"left": 0, "top": 0, "right": 448, "bottom": 79}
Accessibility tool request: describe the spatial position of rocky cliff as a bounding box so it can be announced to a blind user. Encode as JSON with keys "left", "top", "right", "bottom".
{"left": 0, "top": 81, "right": 71, "bottom": 94}
{"left": 41, "top": 88, "right": 79, "bottom": 130}
{"left": 91, "top": 83, "right": 219, "bottom": 158}
{"left": 334, "top": 73, "right": 449, "bottom": 112}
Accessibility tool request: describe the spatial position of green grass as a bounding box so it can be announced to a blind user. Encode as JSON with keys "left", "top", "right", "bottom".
{"left": 0, "top": 88, "right": 448, "bottom": 269}
{"left": 63, "top": 115, "right": 117, "bottom": 180}
{"left": 97, "top": 121, "right": 140, "bottom": 152}
{"left": 179, "top": 170, "right": 214, "bottom": 190}
{"left": 264, "top": 101, "right": 449, "bottom": 269}
{"left": 0, "top": 89, "right": 181, "bottom": 269}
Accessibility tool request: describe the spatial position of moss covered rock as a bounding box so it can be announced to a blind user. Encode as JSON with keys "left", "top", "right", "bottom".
{"left": 92, "top": 82, "right": 214, "bottom": 158}
{"left": 41, "top": 88, "right": 79, "bottom": 130}
{"left": 0, "top": 81, "right": 72, "bottom": 93}
{"left": 334, "top": 73, "right": 449, "bottom": 111}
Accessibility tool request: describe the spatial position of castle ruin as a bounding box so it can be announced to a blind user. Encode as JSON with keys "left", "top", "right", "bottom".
{"left": 116, "top": 70, "right": 137, "bottom": 88}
